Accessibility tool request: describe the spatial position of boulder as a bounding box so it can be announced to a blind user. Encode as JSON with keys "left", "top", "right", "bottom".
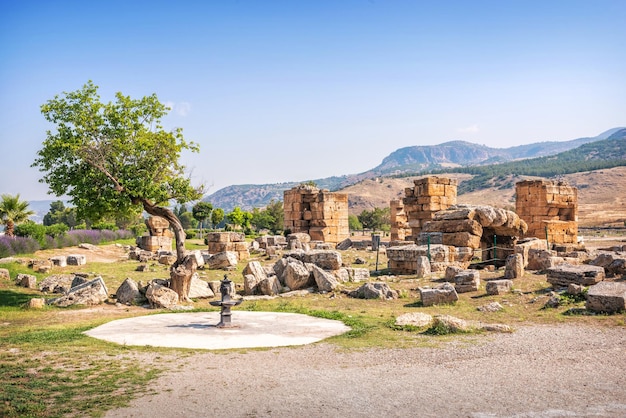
{"left": 243, "top": 261, "right": 267, "bottom": 282}
{"left": 207, "top": 251, "right": 238, "bottom": 270}
{"left": 336, "top": 238, "right": 353, "bottom": 250}
{"left": 257, "top": 276, "right": 282, "bottom": 296}
{"left": 39, "top": 274, "right": 74, "bottom": 293}
{"left": 31, "top": 259, "right": 52, "bottom": 273}
{"left": 486, "top": 279, "right": 513, "bottom": 295}
{"left": 527, "top": 249, "right": 565, "bottom": 271}
{"left": 348, "top": 282, "right": 398, "bottom": 300}
{"left": 146, "top": 281, "right": 179, "bottom": 308}
{"left": 333, "top": 268, "right": 350, "bottom": 283}
{"left": 477, "top": 302, "right": 504, "bottom": 312}
{"left": 49, "top": 256, "right": 67, "bottom": 267}
{"left": 115, "top": 278, "right": 145, "bottom": 305}
{"left": 71, "top": 274, "right": 90, "bottom": 288}
{"left": 590, "top": 253, "right": 626, "bottom": 278}
{"left": 66, "top": 254, "right": 87, "bottom": 266}
{"left": 302, "top": 250, "right": 343, "bottom": 270}
{"left": 444, "top": 266, "right": 463, "bottom": 280}
{"left": 187, "top": 250, "right": 205, "bottom": 268}
{"left": 26, "top": 298, "right": 46, "bottom": 309}
{"left": 188, "top": 275, "right": 215, "bottom": 299}
{"left": 453, "top": 270, "right": 480, "bottom": 293}
{"left": 395, "top": 312, "right": 433, "bottom": 327}
{"left": 419, "top": 282, "right": 458, "bottom": 306}
{"left": 0, "top": 268, "right": 9, "bottom": 280}
{"left": 546, "top": 264, "right": 605, "bottom": 287}
{"left": 311, "top": 265, "right": 340, "bottom": 292}
{"left": 345, "top": 267, "right": 370, "bottom": 283}
{"left": 504, "top": 253, "right": 524, "bottom": 279}
{"left": 586, "top": 281, "right": 626, "bottom": 313}
{"left": 284, "top": 261, "right": 313, "bottom": 291}
{"left": 158, "top": 254, "right": 177, "bottom": 265}
{"left": 48, "top": 277, "right": 109, "bottom": 307}
{"left": 15, "top": 273, "right": 37, "bottom": 289}
{"left": 243, "top": 274, "right": 259, "bottom": 295}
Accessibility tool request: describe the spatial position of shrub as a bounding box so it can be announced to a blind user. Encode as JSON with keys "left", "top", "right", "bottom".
{"left": 14, "top": 221, "right": 47, "bottom": 246}
{"left": 185, "top": 229, "right": 196, "bottom": 239}
{"left": 0, "top": 236, "right": 41, "bottom": 258}
{"left": 45, "top": 223, "right": 69, "bottom": 237}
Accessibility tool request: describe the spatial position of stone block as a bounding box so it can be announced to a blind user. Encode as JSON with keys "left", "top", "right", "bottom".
{"left": 486, "top": 279, "right": 513, "bottom": 295}
{"left": 419, "top": 282, "right": 458, "bottom": 306}
{"left": 586, "top": 281, "right": 626, "bottom": 313}
{"left": 546, "top": 263, "right": 605, "bottom": 287}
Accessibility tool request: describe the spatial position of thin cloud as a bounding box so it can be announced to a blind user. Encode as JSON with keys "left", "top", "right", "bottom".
{"left": 176, "top": 102, "right": 191, "bottom": 117}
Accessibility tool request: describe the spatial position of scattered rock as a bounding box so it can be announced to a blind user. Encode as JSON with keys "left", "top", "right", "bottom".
{"left": 146, "top": 281, "right": 179, "bottom": 308}
{"left": 478, "top": 302, "right": 504, "bottom": 312}
{"left": 49, "top": 256, "right": 67, "bottom": 267}
{"left": 39, "top": 274, "right": 74, "bottom": 293}
{"left": 546, "top": 264, "right": 605, "bottom": 287}
{"left": 486, "top": 279, "right": 513, "bottom": 295}
{"left": 48, "top": 277, "right": 109, "bottom": 307}
{"left": 311, "top": 265, "right": 340, "bottom": 292}
{"left": 15, "top": 273, "right": 37, "bottom": 289}
{"left": 115, "top": 278, "right": 145, "bottom": 305}
{"left": 66, "top": 254, "right": 87, "bottom": 266}
{"left": 283, "top": 260, "right": 314, "bottom": 291}
{"left": 336, "top": 238, "right": 353, "bottom": 250}
{"left": 504, "top": 253, "right": 524, "bottom": 279}
{"left": 586, "top": 281, "right": 626, "bottom": 313}
{"left": 188, "top": 275, "right": 215, "bottom": 299}
{"left": 206, "top": 251, "right": 239, "bottom": 270}
{"left": 453, "top": 270, "right": 480, "bottom": 293}
{"left": 0, "top": 268, "right": 9, "bottom": 280}
{"left": 257, "top": 276, "right": 282, "bottom": 296}
{"left": 348, "top": 282, "right": 398, "bottom": 300}
{"left": 395, "top": 312, "right": 433, "bottom": 327}
{"left": 419, "top": 283, "right": 459, "bottom": 306}
{"left": 354, "top": 257, "right": 367, "bottom": 265}
{"left": 415, "top": 256, "right": 431, "bottom": 278}
{"left": 26, "top": 298, "right": 46, "bottom": 309}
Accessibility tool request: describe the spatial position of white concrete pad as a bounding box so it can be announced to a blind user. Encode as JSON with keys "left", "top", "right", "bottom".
{"left": 84, "top": 311, "right": 351, "bottom": 350}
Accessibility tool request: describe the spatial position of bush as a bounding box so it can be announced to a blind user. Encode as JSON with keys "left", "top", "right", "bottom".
{"left": 91, "top": 222, "right": 118, "bottom": 231}
{"left": 0, "top": 236, "right": 41, "bottom": 258}
{"left": 14, "top": 221, "right": 47, "bottom": 246}
{"left": 185, "top": 229, "right": 196, "bottom": 239}
{"left": 45, "top": 223, "right": 69, "bottom": 237}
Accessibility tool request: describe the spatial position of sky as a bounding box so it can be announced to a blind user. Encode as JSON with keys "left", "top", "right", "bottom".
{"left": 1, "top": 0, "right": 625, "bottom": 201}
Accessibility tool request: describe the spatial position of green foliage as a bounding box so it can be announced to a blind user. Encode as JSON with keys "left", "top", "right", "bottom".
{"left": 14, "top": 221, "right": 47, "bottom": 246}
{"left": 211, "top": 208, "right": 225, "bottom": 229}
{"left": 226, "top": 206, "right": 252, "bottom": 231}
{"left": 0, "top": 194, "right": 34, "bottom": 237}
{"left": 192, "top": 202, "right": 213, "bottom": 226}
{"left": 33, "top": 81, "right": 202, "bottom": 224}
{"left": 91, "top": 221, "right": 118, "bottom": 231}
{"left": 348, "top": 214, "right": 363, "bottom": 230}
{"left": 250, "top": 200, "right": 284, "bottom": 234}
{"left": 357, "top": 207, "right": 390, "bottom": 231}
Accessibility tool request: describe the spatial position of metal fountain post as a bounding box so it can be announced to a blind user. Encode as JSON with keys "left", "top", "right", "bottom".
{"left": 209, "top": 275, "right": 242, "bottom": 328}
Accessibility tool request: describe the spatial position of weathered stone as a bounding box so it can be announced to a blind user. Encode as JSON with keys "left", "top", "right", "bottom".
{"left": 302, "top": 250, "right": 342, "bottom": 270}
{"left": 395, "top": 312, "right": 433, "bottom": 327}
{"left": 188, "top": 275, "right": 214, "bottom": 299}
{"left": 39, "top": 274, "right": 74, "bottom": 293}
{"left": 546, "top": 263, "right": 605, "bottom": 287}
{"left": 243, "top": 261, "right": 267, "bottom": 282}
{"left": 145, "top": 281, "right": 179, "bottom": 308}
{"left": 453, "top": 270, "right": 480, "bottom": 293}
{"left": 48, "top": 277, "right": 109, "bottom": 307}
{"left": 419, "top": 282, "right": 458, "bottom": 306}
{"left": 345, "top": 267, "right": 370, "bottom": 283}
{"left": 283, "top": 260, "right": 313, "bottom": 291}
{"left": 49, "top": 256, "right": 67, "bottom": 267}
{"left": 586, "top": 281, "right": 626, "bottom": 313}
{"left": 486, "top": 279, "right": 513, "bottom": 295}
{"left": 354, "top": 257, "right": 366, "bottom": 265}
{"left": 15, "top": 273, "right": 37, "bottom": 289}
{"left": 115, "top": 278, "right": 145, "bottom": 305}
{"left": 27, "top": 298, "right": 46, "bottom": 309}
{"left": 348, "top": 282, "right": 398, "bottom": 300}
{"left": 136, "top": 264, "right": 150, "bottom": 272}
{"left": 71, "top": 275, "right": 90, "bottom": 288}
{"left": 31, "top": 259, "right": 52, "bottom": 273}
{"left": 311, "top": 265, "right": 340, "bottom": 292}
{"left": 336, "top": 238, "right": 353, "bottom": 250}
{"left": 432, "top": 314, "right": 512, "bottom": 333}
{"left": 207, "top": 251, "right": 238, "bottom": 270}
{"left": 514, "top": 238, "right": 548, "bottom": 268}
{"left": 257, "top": 276, "right": 281, "bottom": 296}
{"left": 415, "top": 256, "right": 431, "bottom": 278}
{"left": 158, "top": 254, "right": 177, "bottom": 265}
{"left": 0, "top": 268, "right": 9, "bottom": 280}
{"left": 243, "top": 274, "right": 259, "bottom": 295}
{"left": 66, "top": 254, "right": 87, "bottom": 266}
{"left": 78, "top": 243, "right": 97, "bottom": 250}
{"left": 567, "top": 283, "right": 585, "bottom": 295}
{"left": 590, "top": 253, "right": 626, "bottom": 278}
{"left": 527, "top": 249, "right": 564, "bottom": 271}
{"left": 477, "top": 302, "right": 504, "bottom": 312}
{"left": 504, "top": 253, "right": 524, "bottom": 279}
{"left": 333, "top": 268, "right": 350, "bottom": 282}
{"left": 444, "top": 265, "right": 463, "bottom": 280}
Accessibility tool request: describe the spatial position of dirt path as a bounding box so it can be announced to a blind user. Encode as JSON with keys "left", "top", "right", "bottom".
{"left": 106, "top": 324, "right": 626, "bottom": 418}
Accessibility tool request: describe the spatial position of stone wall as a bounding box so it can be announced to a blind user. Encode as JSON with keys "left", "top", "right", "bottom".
{"left": 515, "top": 180, "right": 578, "bottom": 244}
{"left": 206, "top": 232, "right": 250, "bottom": 260}
{"left": 390, "top": 199, "right": 409, "bottom": 241}
{"left": 283, "top": 185, "right": 349, "bottom": 245}
{"left": 137, "top": 216, "right": 173, "bottom": 252}
{"left": 401, "top": 176, "right": 457, "bottom": 241}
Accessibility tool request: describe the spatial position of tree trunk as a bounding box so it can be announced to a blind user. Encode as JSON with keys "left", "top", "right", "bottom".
{"left": 5, "top": 220, "right": 15, "bottom": 237}
{"left": 141, "top": 200, "right": 196, "bottom": 303}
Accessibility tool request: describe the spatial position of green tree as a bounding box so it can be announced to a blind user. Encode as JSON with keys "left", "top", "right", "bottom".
{"left": 227, "top": 206, "right": 252, "bottom": 231}
{"left": 348, "top": 214, "right": 363, "bottom": 231}
{"left": 250, "top": 200, "right": 284, "bottom": 234}
{"left": 192, "top": 202, "right": 213, "bottom": 237}
{"left": 357, "top": 207, "right": 390, "bottom": 232}
{"left": 33, "top": 81, "right": 202, "bottom": 302}
{"left": 211, "top": 208, "right": 225, "bottom": 229}
{"left": 0, "top": 194, "right": 35, "bottom": 237}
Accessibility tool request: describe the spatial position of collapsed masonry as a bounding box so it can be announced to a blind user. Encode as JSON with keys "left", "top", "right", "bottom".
{"left": 516, "top": 179, "right": 578, "bottom": 245}
{"left": 136, "top": 216, "right": 173, "bottom": 252}
{"left": 206, "top": 232, "right": 250, "bottom": 261}
{"left": 283, "top": 185, "right": 349, "bottom": 245}
{"left": 391, "top": 177, "right": 458, "bottom": 242}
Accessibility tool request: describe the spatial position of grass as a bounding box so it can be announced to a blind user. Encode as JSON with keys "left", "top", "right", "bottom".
{"left": 0, "top": 238, "right": 625, "bottom": 416}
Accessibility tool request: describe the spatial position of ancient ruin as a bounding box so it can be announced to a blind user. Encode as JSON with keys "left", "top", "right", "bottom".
{"left": 516, "top": 179, "right": 578, "bottom": 245}
{"left": 283, "top": 184, "right": 349, "bottom": 245}
{"left": 206, "top": 231, "right": 250, "bottom": 260}
{"left": 392, "top": 176, "right": 458, "bottom": 242}
{"left": 136, "top": 216, "right": 173, "bottom": 252}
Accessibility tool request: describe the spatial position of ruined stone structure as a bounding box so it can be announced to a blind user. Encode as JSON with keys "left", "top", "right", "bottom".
{"left": 283, "top": 185, "right": 349, "bottom": 245}
{"left": 516, "top": 179, "right": 578, "bottom": 244}
{"left": 206, "top": 232, "right": 250, "bottom": 261}
{"left": 399, "top": 177, "right": 458, "bottom": 241}
{"left": 390, "top": 199, "right": 409, "bottom": 241}
{"left": 136, "top": 216, "right": 173, "bottom": 252}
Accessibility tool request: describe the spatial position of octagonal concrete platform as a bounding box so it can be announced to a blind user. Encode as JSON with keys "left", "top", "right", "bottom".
{"left": 84, "top": 311, "right": 351, "bottom": 350}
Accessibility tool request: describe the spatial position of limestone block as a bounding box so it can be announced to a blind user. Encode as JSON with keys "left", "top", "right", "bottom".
{"left": 504, "top": 254, "right": 524, "bottom": 279}
{"left": 188, "top": 276, "right": 214, "bottom": 299}
{"left": 348, "top": 282, "right": 398, "bottom": 300}
{"left": 115, "top": 278, "right": 144, "bottom": 305}
{"left": 27, "top": 298, "right": 46, "bottom": 309}
{"left": 453, "top": 270, "right": 480, "bottom": 293}
{"left": 311, "top": 265, "right": 340, "bottom": 292}
{"left": 48, "top": 256, "right": 67, "bottom": 267}
{"left": 586, "top": 281, "right": 626, "bottom": 313}
{"left": 419, "top": 282, "right": 458, "bottom": 307}
{"left": 302, "top": 250, "right": 342, "bottom": 270}
{"left": 416, "top": 256, "right": 431, "bottom": 278}
{"left": 16, "top": 273, "right": 37, "bottom": 289}
{"left": 442, "top": 232, "right": 481, "bottom": 249}
{"left": 284, "top": 260, "right": 313, "bottom": 291}
{"left": 243, "top": 261, "right": 267, "bottom": 283}
{"left": 145, "top": 281, "right": 179, "bottom": 308}
{"left": 67, "top": 254, "right": 87, "bottom": 266}
{"left": 486, "top": 279, "right": 513, "bottom": 295}
{"left": 257, "top": 276, "right": 281, "bottom": 296}
{"left": 546, "top": 263, "right": 605, "bottom": 287}
{"left": 207, "top": 251, "right": 238, "bottom": 269}
{"left": 48, "top": 277, "right": 109, "bottom": 307}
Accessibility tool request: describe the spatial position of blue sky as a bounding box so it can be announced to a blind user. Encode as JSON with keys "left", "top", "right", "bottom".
{"left": 1, "top": 0, "right": 624, "bottom": 201}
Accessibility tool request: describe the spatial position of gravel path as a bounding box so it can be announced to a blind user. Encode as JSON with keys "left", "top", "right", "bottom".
{"left": 106, "top": 324, "right": 626, "bottom": 418}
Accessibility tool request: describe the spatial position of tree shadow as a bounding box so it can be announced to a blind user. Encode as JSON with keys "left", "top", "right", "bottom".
{"left": 0, "top": 289, "right": 33, "bottom": 307}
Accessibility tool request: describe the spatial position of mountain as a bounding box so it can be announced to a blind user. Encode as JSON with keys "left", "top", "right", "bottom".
{"left": 205, "top": 128, "right": 624, "bottom": 211}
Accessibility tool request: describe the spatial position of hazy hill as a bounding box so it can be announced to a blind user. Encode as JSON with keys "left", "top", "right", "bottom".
{"left": 206, "top": 128, "right": 624, "bottom": 211}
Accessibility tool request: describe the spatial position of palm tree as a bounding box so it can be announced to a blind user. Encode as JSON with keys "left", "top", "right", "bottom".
{"left": 0, "top": 194, "right": 35, "bottom": 237}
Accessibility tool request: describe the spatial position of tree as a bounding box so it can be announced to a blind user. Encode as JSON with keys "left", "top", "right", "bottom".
{"left": 227, "top": 206, "right": 252, "bottom": 232}
{"left": 192, "top": 202, "right": 213, "bottom": 237}
{"left": 0, "top": 194, "right": 35, "bottom": 237}
{"left": 348, "top": 214, "right": 362, "bottom": 231}
{"left": 211, "top": 208, "right": 225, "bottom": 229}
{"left": 33, "top": 81, "right": 202, "bottom": 302}
{"left": 357, "top": 207, "right": 390, "bottom": 232}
